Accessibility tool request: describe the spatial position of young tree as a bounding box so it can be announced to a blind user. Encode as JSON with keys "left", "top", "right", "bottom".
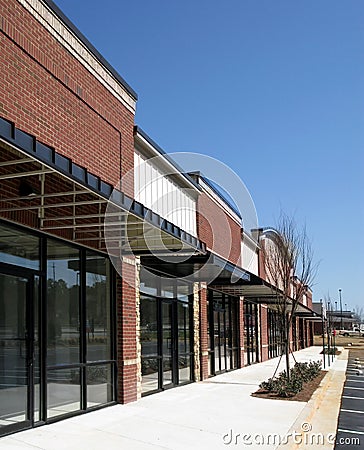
{"left": 261, "top": 213, "right": 317, "bottom": 380}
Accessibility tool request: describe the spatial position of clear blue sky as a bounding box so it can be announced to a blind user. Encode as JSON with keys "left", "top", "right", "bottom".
{"left": 54, "top": 0, "right": 364, "bottom": 311}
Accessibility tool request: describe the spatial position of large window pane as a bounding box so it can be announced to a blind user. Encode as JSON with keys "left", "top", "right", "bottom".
{"left": 140, "top": 267, "right": 158, "bottom": 296}
{"left": 140, "top": 296, "right": 158, "bottom": 393}
{"left": 177, "top": 301, "right": 191, "bottom": 383}
{"left": 86, "top": 253, "right": 111, "bottom": 362}
{"left": 34, "top": 275, "right": 40, "bottom": 423}
{"left": 177, "top": 301, "right": 190, "bottom": 354}
{"left": 47, "top": 368, "right": 81, "bottom": 418}
{"left": 0, "top": 274, "right": 28, "bottom": 427}
{"left": 87, "top": 364, "right": 114, "bottom": 407}
{"left": 161, "top": 301, "right": 172, "bottom": 386}
{"left": 0, "top": 223, "right": 39, "bottom": 270}
{"left": 47, "top": 240, "right": 80, "bottom": 366}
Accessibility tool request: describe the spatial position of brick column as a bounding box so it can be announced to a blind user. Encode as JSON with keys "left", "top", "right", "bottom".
{"left": 260, "top": 305, "right": 269, "bottom": 362}
{"left": 199, "top": 283, "right": 209, "bottom": 380}
{"left": 116, "top": 257, "right": 138, "bottom": 404}
{"left": 238, "top": 297, "right": 245, "bottom": 367}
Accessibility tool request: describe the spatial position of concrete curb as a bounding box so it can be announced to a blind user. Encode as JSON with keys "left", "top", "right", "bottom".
{"left": 277, "top": 349, "right": 349, "bottom": 450}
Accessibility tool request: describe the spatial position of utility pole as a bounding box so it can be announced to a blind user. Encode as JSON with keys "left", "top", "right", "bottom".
{"left": 321, "top": 299, "right": 325, "bottom": 369}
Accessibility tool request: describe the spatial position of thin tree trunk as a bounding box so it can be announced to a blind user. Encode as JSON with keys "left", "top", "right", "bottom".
{"left": 285, "top": 338, "right": 290, "bottom": 381}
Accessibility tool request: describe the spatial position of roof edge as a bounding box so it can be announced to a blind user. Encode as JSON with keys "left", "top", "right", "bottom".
{"left": 42, "top": 0, "right": 138, "bottom": 101}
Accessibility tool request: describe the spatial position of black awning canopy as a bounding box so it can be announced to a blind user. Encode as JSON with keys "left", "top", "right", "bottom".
{"left": 0, "top": 117, "right": 206, "bottom": 256}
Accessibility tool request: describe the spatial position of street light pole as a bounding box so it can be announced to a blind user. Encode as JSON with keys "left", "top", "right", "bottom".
{"left": 339, "top": 289, "right": 343, "bottom": 329}
{"left": 321, "top": 299, "right": 325, "bottom": 369}
{"left": 327, "top": 300, "right": 331, "bottom": 366}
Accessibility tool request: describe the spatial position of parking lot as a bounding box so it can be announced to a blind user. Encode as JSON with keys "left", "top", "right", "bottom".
{"left": 335, "top": 348, "right": 364, "bottom": 449}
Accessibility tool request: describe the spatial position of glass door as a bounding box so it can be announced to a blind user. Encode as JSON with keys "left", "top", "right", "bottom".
{"left": 161, "top": 300, "right": 174, "bottom": 388}
{"left": 0, "top": 271, "right": 33, "bottom": 436}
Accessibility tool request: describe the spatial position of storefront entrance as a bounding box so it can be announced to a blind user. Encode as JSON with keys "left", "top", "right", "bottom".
{"left": 140, "top": 273, "right": 193, "bottom": 395}
{"left": 207, "top": 291, "right": 239, "bottom": 376}
{"left": 0, "top": 269, "right": 34, "bottom": 435}
{"left": 0, "top": 221, "right": 116, "bottom": 437}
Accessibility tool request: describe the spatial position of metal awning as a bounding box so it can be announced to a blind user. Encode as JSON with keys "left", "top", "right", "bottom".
{"left": 141, "top": 251, "right": 250, "bottom": 284}
{"left": 0, "top": 117, "right": 206, "bottom": 256}
{"left": 294, "top": 302, "right": 322, "bottom": 319}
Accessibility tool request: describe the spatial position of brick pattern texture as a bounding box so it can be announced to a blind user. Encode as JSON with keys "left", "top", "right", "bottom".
{"left": 0, "top": 0, "right": 135, "bottom": 195}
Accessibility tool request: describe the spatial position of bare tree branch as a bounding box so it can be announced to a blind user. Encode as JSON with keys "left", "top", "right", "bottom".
{"left": 261, "top": 211, "right": 318, "bottom": 380}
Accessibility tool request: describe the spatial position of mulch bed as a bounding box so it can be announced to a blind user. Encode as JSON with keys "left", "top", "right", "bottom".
{"left": 251, "top": 370, "right": 327, "bottom": 402}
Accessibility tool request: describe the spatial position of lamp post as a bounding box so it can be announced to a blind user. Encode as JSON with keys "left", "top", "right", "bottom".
{"left": 327, "top": 301, "right": 331, "bottom": 366}
{"left": 320, "top": 299, "right": 325, "bottom": 369}
{"left": 339, "top": 289, "right": 343, "bottom": 329}
{"left": 333, "top": 301, "right": 337, "bottom": 359}
{"left": 335, "top": 301, "right": 338, "bottom": 330}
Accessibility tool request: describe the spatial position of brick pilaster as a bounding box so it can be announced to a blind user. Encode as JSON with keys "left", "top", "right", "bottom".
{"left": 116, "top": 258, "right": 138, "bottom": 404}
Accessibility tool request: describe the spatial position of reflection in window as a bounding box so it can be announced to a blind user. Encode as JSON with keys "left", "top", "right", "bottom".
{"left": 0, "top": 223, "right": 39, "bottom": 270}
{"left": 47, "top": 240, "right": 80, "bottom": 366}
{"left": 178, "top": 301, "right": 191, "bottom": 383}
{"left": 140, "top": 267, "right": 158, "bottom": 296}
{"left": 47, "top": 368, "right": 81, "bottom": 418}
{"left": 87, "top": 364, "right": 113, "bottom": 407}
{"left": 86, "top": 253, "right": 111, "bottom": 362}
{"left": 208, "top": 291, "right": 239, "bottom": 375}
{"left": 140, "top": 295, "right": 159, "bottom": 394}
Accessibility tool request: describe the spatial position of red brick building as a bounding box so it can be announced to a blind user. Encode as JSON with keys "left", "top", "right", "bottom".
{"left": 0, "top": 0, "right": 317, "bottom": 437}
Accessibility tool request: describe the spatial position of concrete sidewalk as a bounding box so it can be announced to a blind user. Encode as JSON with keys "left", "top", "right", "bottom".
{"left": 0, "top": 347, "right": 345, "bottom": 450}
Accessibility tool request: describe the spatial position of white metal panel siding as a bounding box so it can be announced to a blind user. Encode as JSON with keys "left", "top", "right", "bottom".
{"left": 241, "top": 241, "right": 259, "bottom": 275}
{"left": 134, "top": 151, "right": 197, "bottom": 236}
{"left": 302, "top": 293, "right": 307, "bottom": 306}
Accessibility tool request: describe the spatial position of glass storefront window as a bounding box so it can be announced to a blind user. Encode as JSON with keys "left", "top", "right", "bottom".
{"left": 47, "top": 240, "right": 80, "bottom": 366}
{"left": 0, "top": 220, "right": 116, "bottom": 432}
{"left": 139, "top": 274, "right": 194, "bottom": 394}
{"left": 47, "top": 368, "right": 81, "bottom": 418}
{"left": 208, "top": 291, "right": 239, "bottom": 375}
{"left": 161, "top": 279, "right": 174, "bottom": 298}
{"left": 177, "top": 283, "right": 189, "bottom": 302}
{"left": 244, "top": 301, "right": 259, "bottom": 365}
{"left": 86, "top": 363, "right": 113, "bottom": 407}
{"left": 86, "top": 253, "right": 111, "bottom": 362}
{"left": 140, "top": 267, "right": 158, "bottom": 296}
{"left": 0, "top": 223, "right": 39, "bottom": 270}
{"left": 140, "top": 295, "right": 159, "bottom": 394}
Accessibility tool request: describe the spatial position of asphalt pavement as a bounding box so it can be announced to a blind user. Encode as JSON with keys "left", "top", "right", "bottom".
{"left": 335, "top": 348, "right": 364, "bottom": 449}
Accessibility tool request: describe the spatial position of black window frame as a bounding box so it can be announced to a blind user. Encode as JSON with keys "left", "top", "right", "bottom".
{"left": 0, "top": 218, "right": 117, "bottom": 430}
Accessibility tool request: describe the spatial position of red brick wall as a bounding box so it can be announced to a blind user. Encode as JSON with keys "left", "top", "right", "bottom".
{"left": 0, "top": 0, "right": 138, "bottom": 406}
{"left": 197, "top": 192, "right": 241, "bottom": 265}
{"left": 0, "top": 0, "right": 135, "bottom": 195}
{"left": 116, "top": 262, "right": 138, "bottom": 404}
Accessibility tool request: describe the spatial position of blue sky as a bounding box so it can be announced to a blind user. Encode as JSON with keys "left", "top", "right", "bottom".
{"left": 54, "top": 0, "right": 364, "bottom": 310}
